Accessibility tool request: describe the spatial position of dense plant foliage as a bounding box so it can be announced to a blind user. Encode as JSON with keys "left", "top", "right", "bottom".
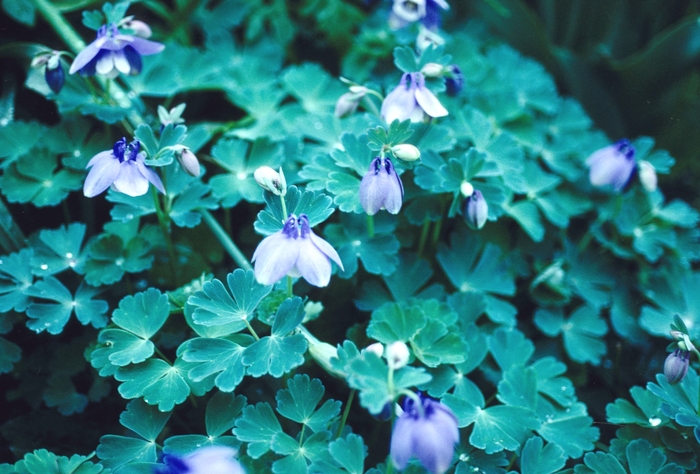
{"left": 1, "top": 0, "right": 700, "bottom": 473}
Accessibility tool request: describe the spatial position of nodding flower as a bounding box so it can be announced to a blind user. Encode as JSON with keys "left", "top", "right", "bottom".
{"left": 359, "top": 156, "right": 404, "bottom": 215}
{"left": 389, "top": 0, "right": 450, "bottom": 30}
{"left": 390, "top": 393, "right": 459, "bottom": 474}
{"left": 586, "top": 139, "right": 637, "bottom": 192}
{"left": 252, "top": 214, "right": 344, "bottom": 287}
{"left": 70, "top": 23, "right": 164, "bottom": 77}
{"left": 155, "top": 446, "right": 245, "bottom": 474}
{"left": 381, "top": 72, "right": 448, "bottom": 124}
{"left": 83, "top": 138, "right": 165, "bottom": 197}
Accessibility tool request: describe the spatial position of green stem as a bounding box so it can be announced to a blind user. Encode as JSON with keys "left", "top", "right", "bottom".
{"left": 417, "top": 218, "right": 430, "bottom": 257}
{"left": 429, "top": 217, "right": 442, "bottom": 250}
{"left": 280, "top": 193, "right": 288, "bottom": 221}
{"left": 286, "top": 275, "right": 293, "bottom": 298}
{"left": 30, "top": 0, "right": 86, "bottom": 55}
{"left": 200, "top": 210, "right": 253, "bottom": 271}
{"left": 243, "top": 319, "right": 260, "bottom": 341}
{"left": 336, "top": 389, "right": 355, "bottom": 438}
{"left": 577, "top": 231, "right": 593, "bottom": 253}
{"left": 298, "top": 424, "right": 306, "bottom": 446}
{"left": 152, "top": 187, "right": 178, "bottom": 278}
{"left": 366, "top": 214, "right": 375, "bottom": 238}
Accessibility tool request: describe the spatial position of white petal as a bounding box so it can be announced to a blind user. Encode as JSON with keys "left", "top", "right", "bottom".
{"left": 95, "top": 52, "right": 114, "bottom": 75}
{"left": 252, "top": 232, "right": 299, "bottom": 285}
{"left": 113, "top": 49, "right": 131, "bottom": 74}
{"left": 112, "top": 161, "right": 150, "bottom": 196}
{"left": 414, "top": 86, "right": 448, "bottom": 118}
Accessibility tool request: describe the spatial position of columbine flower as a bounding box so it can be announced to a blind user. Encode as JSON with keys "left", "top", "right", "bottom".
{"left": 69, "top": 23, "right": 164, "bottom": 77}
{"left": 83, "top": 138, "right": 165, "bottom": 197}
{"left": 360, "top": 156, "right": 404, "bottom": 215}
{"left": 390, "top": 0, "right": 450, "bottom": 30}
{"left": 155, "top": 446, "right": 245, "bottom": 474}
{"left": 381, "top": 72, "right": 448, "bottom": 124}
{"left": 252, "top": 214, "right": 344, "bottom": 287}
{"left": 464, "top": 190, "right": 488, "bottom": 230}
{"left": 391, "top": 393, "right": 459, "bottom": 474}
{"left": 586, "top": 139, "right": 636, "bottom": 192}
{"left": 664, "top": 349, "right": 690, "bottom": 384}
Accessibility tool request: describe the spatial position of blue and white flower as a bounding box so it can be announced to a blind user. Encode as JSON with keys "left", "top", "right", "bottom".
{"left": 359, "top": 156, "right": 404, "bottom": 215}
{"left": 390, "top": 393, "right": 459, "bottom": 474}
{"left": 586, "top": 139, "right": 637, "bottom": 192}
{"left": 252, "top": 214, "right": 344, "bottom": 287}
{"left": 381, "top": 72, "right": 448, "bottom": 123}
{"left": 83, "top": 138, "right": 165, "bottom": 197}
{"left": 69, "top": 23, "right": 164, "bottom": 77}
{"left": 155, "top": 446, "right": 245, "bottom": 474}
{"left": 464, "top": 189, "right": 488, "bottom": 230}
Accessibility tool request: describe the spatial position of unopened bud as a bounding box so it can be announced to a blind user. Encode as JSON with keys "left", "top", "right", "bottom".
{"left": 459, "top": 181, "right": 474, "bottom": 198}
{"left": 365, "top": 342, "right": 384, "bottom": 358}
{"left": 177, "top": 148, "right": 201, "bottom": 177}
{"left": 464, "top": 190, "right": 488, "bottom": 230}
{"left": 123, "top": 19, "right": 152, "bottom": 38}
{"left": 391, "top": 144, "right": 421, "bottom": 162}
{"left": 638, "top": 160, "right": 657, "bottom": 192}
{"left": 664, "top": 349, "right": 690, "bottom": 384}
{"left": 254, "top": 166, "right": 286, "bottom": 196}
{"left": 335, "top": 86, "right": 368, "bottom": 118}
{"left": 386, "top": 341, "right": 410, "bottom": 370}
{"left": 420, "top": 62, "right": 444, "bottom": 78}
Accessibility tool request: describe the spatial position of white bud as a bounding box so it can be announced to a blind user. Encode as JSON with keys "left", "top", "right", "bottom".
{"left": 123, "top": 19, "right": 152, "bottom": 38}
{"left": 420, "top": 62, "right": 444, "bottom": 77}
{"left": 365, "top": 342, "right": 384, "bottom": 358}
{"left": 459, "top": 181, "right": 474, "bottom": 198}
{"left": 638, "top": 160, "right": 657, "bottom": 192}
{"left": 386, "top": 341, "right": 410, "bottom": 370}
{"left": 177, "top": 148, "right": 201, "bottom": 177}
{"left": 391, "top": 144, "right": 421, "bottom": 162}
{"left": 254, "top": 166, "right": 286, "bottom": 196}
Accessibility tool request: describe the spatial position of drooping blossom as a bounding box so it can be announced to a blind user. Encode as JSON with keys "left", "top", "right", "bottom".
{"left": 252, "top": 214, "right": 344, "bottom": 287}
{"left": 32, "top": 51, "right": 64, "bottom": 94}
{"left": 664, "top": 349, "right": 690, "bottom": 385}
{"left": 391, "top": 393, "right": 459, "bottom": 474}
{"left": 464, "top": 190, "right": 488, "bottom": 230}
{"left": 154, "top": 446, "right": 245, "bottom": 474}
{"left": 83, "top": 138, "right": 165, "bottom": 197}
{"left": 69, "top": 23, "right": 164, "bottom": 77}
{"left": 586, "top": 139, "right": 636, "bottom": 192}
{"left": 359, "top": 156, "right": 404, "bottom": 215}
{"left": 389, "top": 0, "right": 450, "bottom": 30}
{"left": 381, "top": 72, "right": 448, "bottom": 123}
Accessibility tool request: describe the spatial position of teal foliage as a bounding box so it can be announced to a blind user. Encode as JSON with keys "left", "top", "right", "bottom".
{"left": 2, "top": 0, "right": 700, "bottom": 472}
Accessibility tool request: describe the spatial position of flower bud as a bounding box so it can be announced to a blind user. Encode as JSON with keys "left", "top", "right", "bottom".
{"left": 391, "top": 144, "right": 421, "bottom": 162}
{"left": 638, "top": 160, "right": 657, "bottom": 192}
{"left": 123, "top": 19, "right": 153, "bottom": 38}
{"left": 464, "top": 190, "right": 488, "bottom": 230}
{"left": 365, "top": 342, "right": 384, "bottom": 358}
{"left": 254, "top": 166, "right": 286, "bottom": 196}
{"left": 664, "top": 349, "right": 690, "bottom": 384}
{"left": 177, "top": 148, "right": 201, "bottom": 177}
{"left": 44, "top": 59, "right": 65, "bottom": 94}
{"left": 386, "top": 341, "right": 410, "bottom": 370}
{"left": 459, "top": 181, "right": 474, "bottom": 198}
{"left": 420, "top": 62, "right": 444, "bottom": 77}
